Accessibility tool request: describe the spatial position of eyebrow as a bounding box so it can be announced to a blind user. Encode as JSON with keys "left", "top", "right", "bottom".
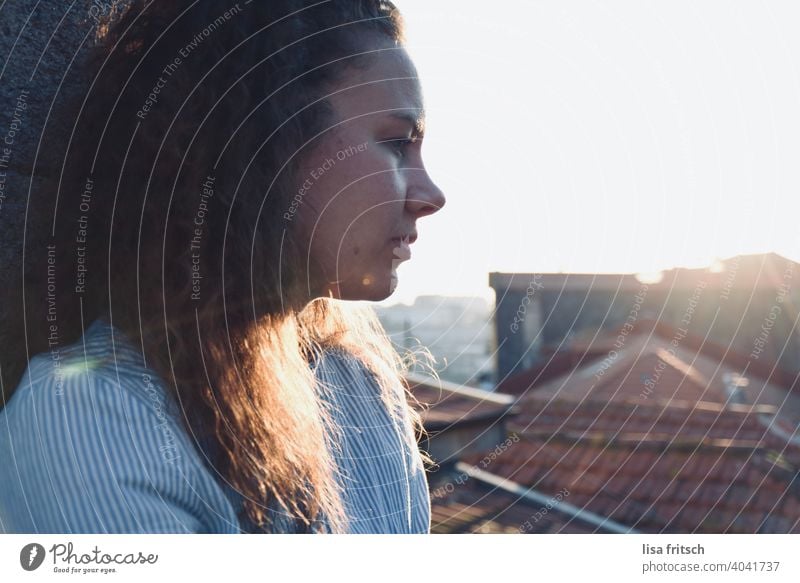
{"left": 388, "top": 111, "right": 426, "bottom": 137}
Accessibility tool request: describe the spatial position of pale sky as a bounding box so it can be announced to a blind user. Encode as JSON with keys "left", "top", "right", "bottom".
{"left": 378, "top": 0, "right": 800, "bottom": 307}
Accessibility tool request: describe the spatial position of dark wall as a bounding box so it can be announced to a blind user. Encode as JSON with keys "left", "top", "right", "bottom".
{"left": 0, "top": 2, "right": 121, "bottom": 291}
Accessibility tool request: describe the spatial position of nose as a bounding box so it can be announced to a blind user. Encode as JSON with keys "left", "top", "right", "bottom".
{"left": 405, "top": 168, "right": 446, "bottom": 218}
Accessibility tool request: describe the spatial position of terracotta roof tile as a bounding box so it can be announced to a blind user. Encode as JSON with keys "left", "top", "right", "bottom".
{"left": 458, "top": 395, "right": 800, "bottom": 533}
{"left": 421, "top": 301, "right": 800, "bottom": 533}
{"left": 406, "top": 374, "right": 516, "bottom": 430}
{"left": 427, "top": 469, "right": 595, "bottom": 534}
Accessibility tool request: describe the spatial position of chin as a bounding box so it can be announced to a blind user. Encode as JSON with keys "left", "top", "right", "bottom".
{"left": 339, "top": 274, "right": 396, "bottom": 302}
{"left": 360, "top": 284, "right": 395, "bottom": 302}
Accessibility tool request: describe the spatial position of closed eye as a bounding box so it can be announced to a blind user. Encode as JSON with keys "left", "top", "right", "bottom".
{"left": 378, "top": 136, "right": 418, "bottom": 159}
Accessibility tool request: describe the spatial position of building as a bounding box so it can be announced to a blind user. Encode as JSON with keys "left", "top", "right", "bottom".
{"left": 490, "top": 253, "right": 800, "bottom": 381}
{"left": 377, "top": 295, "right": 496, "bottom": 387}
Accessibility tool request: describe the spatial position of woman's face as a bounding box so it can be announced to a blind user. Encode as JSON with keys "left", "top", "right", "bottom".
{"left": 292, "top": 45, "right": 446, "bottom": 302}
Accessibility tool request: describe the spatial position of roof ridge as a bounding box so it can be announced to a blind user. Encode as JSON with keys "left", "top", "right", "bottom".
{"left": 523, "top": 396, "right": 778, "bottom": 415}
{"left": 655, "top": 347, "right": 709, "bottom": 388}
{"left": 514, "top": 429, "right": 769, "bottom": 454}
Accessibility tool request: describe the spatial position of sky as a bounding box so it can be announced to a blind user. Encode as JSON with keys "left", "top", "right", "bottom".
{"left": 377, "top": 0, "right": 800, "bottom": 307}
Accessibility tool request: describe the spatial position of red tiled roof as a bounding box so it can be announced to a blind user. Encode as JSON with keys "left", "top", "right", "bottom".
{"left": 592, "top": 350, "right": 711, "bottom": 404}
{"left": 459, "top": 398, "right": 800, "bottom": 533}
{"left": 414, "top": 300, "right": 800, "bottom": 533}
{"left": 499, "top": 320, "right": 800, "bottom": 430}
{"left": 609, "top": 318, "right": 798, "bottom": 391}
{"left": 405, "top": 373, "right": 516, "bottom": 431}
{"left": 428, "top": 467, "right": 594, "bottom": 534}
{"left": 509, "top": 398, "right": 800, "bottom": 460}
{"left": 497, "top": 348, "right": 608, "bottom": 397}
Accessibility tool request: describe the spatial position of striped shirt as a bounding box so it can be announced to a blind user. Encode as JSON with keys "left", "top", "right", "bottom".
{"left": 0, "top": 318, "right": 431, "bottom": 534}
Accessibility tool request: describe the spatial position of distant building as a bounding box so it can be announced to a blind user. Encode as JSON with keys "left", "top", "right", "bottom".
{"left": 490, "top": 252, "right": 800, "bottom": 381}
{"left": 376, "top": 295, "right": 496, "bottom": 388}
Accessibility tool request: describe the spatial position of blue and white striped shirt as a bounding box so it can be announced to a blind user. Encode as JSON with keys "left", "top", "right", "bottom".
{"left": 0, "top": 318, "right": 431, "bottom": 533}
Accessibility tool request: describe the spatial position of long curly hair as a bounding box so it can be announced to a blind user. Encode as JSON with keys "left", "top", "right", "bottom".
{"left": 1, "top": 0, "right": 434, "bottom": 533}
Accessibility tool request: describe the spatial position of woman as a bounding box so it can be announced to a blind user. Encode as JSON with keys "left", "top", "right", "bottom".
{"left": 0, "top": 0, "right": 445, "bottom": 534}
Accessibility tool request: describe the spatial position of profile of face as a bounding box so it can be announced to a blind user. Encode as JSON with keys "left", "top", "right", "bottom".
{"left": 292, "top": 43, "right": 446, "bottom": 302}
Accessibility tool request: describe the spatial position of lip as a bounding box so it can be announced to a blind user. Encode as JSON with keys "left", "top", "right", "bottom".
{"left": 391, "top": 235, "right": 413, "bottom": 262}
{"left": 390, "top": 232, "right": 418, "bottom": 245}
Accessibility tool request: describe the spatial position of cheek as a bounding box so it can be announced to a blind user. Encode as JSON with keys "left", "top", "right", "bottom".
{"left": 327, "top": 173, "right": 401, "bottom": 230}
{"left": 301, "top": 199, "right": 379, "bottom": 264}
{"left": 298, "top": 156, "right": 403, "bottom": 256}
{"left": 329, "top": 211, "right": 390, "bottom": 263}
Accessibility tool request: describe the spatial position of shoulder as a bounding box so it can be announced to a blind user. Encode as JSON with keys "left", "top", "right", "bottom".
{"left": 313, "top": 346, "right": 385, "bottom": 391}
{"left": 7, "top": 320, "right": 184, "bottom": 440}
{"left": 3, "top": 351, "right": 185, "bottom": 465}
{"left": 0, "top": 323, "right": 238, "bottom": 533}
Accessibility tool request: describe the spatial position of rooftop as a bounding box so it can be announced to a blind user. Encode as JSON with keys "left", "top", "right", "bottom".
{"left": 412, "top": 311, "right": 800, "bottom": 533}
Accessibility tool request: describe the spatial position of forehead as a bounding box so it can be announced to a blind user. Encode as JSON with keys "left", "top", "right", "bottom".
{"left": 325, "top": 47, "right": 424, "bottom": 123}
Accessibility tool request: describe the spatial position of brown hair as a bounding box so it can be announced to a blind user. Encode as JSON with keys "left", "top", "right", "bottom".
{"left": 1, "top": 0, "right": 434, "bottom": 533}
